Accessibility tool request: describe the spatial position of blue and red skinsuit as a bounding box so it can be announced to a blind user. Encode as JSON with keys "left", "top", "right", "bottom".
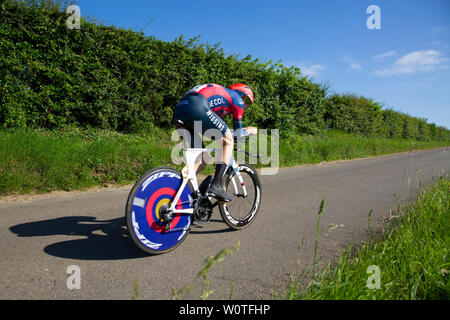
{"left": 173, "top": 84, "right": 248, "bottom": 145}
{"left": 194, "top": 84, "right": 246, "bottom": 132}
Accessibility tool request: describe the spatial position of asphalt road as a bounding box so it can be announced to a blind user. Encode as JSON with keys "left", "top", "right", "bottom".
{"left": 1, "top": 148, "right": 449, "bottom": 300}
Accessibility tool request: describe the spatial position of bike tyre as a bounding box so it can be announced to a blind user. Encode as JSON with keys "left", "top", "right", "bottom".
{"left": 219, "top": 163, "right": 262, "bottom": 230}
{"left": 125, "top": 167, "right": 193, "bottom": 255}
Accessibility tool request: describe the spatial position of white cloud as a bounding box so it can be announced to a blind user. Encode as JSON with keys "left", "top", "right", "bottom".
{"left": 299, "top": 64, "right": 325, "bottom": 77}
{"left": 375, "top": 50, "right": 448, "bottom": 76}
{"left": 341, "top": 56, "right": 362, "bottom": 70}
{"left": 286, "top": 61, "right": 325, "bottom": 78}
{"left": 372, "top": 50, "right": 397, "bottom": 60}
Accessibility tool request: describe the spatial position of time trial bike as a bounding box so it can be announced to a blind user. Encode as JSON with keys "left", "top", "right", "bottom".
{"left": 125, "top": 119, "right": 262, "bottom": 255}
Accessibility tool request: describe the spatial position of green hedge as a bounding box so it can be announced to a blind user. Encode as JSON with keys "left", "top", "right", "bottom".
{"left": 324, "top": 94, "right": 385, "bottom": 136}
{"left": 1, "top": 0, "right": 449, "bottom": 141}
{"left": 0, "top": 0, "right": 326, "bottom": 136}
{"left": 324, "top": 94, "right": 449, "bottom": 141}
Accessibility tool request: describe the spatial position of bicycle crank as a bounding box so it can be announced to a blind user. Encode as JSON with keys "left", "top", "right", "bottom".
{"left": 193, "top": 196, "right": 213, "bottom": 225}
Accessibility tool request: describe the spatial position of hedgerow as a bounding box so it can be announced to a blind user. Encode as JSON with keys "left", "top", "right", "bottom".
{"left": 0, "top": 0, "right": 449, "bottom": 141}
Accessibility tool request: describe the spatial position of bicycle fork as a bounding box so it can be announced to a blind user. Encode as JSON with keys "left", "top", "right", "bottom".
{"left": 162, "top": 148, "right": 249, "bottom": 230}
{"left": 227, "top": 162, "right": 248, "bottom": 198}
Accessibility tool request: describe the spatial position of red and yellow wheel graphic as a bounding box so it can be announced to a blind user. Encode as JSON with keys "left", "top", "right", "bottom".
{"left": 128, "top": 168, "right": 192, "bottom": 253}
{"left": 145, "top": 187, "right": 182, "bottom": 233}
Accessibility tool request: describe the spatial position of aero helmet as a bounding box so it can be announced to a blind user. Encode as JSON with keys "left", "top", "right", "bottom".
{"left": 229, "top": 83, "right": 254, "bottom": 106}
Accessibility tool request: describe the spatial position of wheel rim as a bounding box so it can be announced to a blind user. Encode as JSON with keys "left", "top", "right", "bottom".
{"left": 223, "top": 166, "right": 260, "bottom": 225}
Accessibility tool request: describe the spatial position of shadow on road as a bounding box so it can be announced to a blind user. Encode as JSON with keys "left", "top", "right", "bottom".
{"left": 9, "top": 216, "right": 233, "bottom": 260}
{"left": 9, "top": 216, "right": 149, "bottom": 260}
{"left": 189, "top": 219, "right": 234, "bottom": 235}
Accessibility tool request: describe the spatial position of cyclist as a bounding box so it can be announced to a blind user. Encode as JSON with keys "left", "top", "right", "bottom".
{"left": 172, "top": 83, "right": 257, "bottom": 202}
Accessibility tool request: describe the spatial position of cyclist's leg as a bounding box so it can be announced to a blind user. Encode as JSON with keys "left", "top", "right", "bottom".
{"left": 173, "top": 94, "right": 207, "bottom": 175}
{"left": 196, "top": 109, "right": 233, "bottom": 201}
{"left": 173, "top": 93, "right": 232, "bottom": 201}
{"left": 193, "top": 129, "right": 232, "bottom": 181}
{"left": 195, "top": 149, "right": 210, "bottom": 175}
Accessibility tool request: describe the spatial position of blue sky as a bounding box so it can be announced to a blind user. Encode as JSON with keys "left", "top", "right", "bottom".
{"left": 76, "top": 0, "right": 450, "bottom": 129}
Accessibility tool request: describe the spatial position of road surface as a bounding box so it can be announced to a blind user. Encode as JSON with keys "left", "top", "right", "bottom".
{"left": 1, "top": 147, "right": 449, "bottom": 299}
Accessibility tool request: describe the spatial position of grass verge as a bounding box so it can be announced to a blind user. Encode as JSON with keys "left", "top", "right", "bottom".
{"left": 0, "top": 126, "right": 175, "bottom": 194}
{"left": 0, "top": 127, "right": 449, "bottom": 196}
{"left": 280, "top": 130, "right": 449, "bottom": 166}
{"left": 287, "top": 177, "right": 450, "bottom": 300}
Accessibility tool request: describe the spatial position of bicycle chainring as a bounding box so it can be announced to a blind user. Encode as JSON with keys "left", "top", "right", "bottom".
{"left": 193, "top": 196, "right": 213, "bottom": 224}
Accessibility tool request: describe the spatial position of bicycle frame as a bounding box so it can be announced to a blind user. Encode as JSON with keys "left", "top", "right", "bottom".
{"left": 125, "top": 134, "right": 262, "bottom": 254}
{"left": 169, "top": 140, "right": 250, "bottom": 214}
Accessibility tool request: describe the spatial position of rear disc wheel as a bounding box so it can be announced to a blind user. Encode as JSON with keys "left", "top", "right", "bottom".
{"left": 125, "top": 167, "right": 193, "bottom": 255}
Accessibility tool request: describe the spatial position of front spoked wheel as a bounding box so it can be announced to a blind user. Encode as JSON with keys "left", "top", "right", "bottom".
{"left": 219, "top": 163, "right": 262, "bottom": 230}
{"left": 125, "top": 167, "right": 193, "bottom": 255}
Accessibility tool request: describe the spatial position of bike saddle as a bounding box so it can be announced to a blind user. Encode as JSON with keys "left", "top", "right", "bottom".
{"left": 170, "top": 119, "right": 185, "bottom": 128}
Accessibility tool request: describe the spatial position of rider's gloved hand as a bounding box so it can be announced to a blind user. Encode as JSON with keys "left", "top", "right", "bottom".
{"left": 244, "top": 126, "right": 258, "bottom": 136}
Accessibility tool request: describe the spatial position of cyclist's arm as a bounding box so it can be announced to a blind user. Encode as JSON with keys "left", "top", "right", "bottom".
{"left": 234, "top": 127, "right": 249, "bottom": 139}
{"left": 231, "top": 103, "right": 248, "bottom": 139}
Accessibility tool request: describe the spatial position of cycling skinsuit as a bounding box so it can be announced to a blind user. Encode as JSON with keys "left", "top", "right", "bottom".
{"left": 173, "top": 84, "right": 247, "bottom": 147}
